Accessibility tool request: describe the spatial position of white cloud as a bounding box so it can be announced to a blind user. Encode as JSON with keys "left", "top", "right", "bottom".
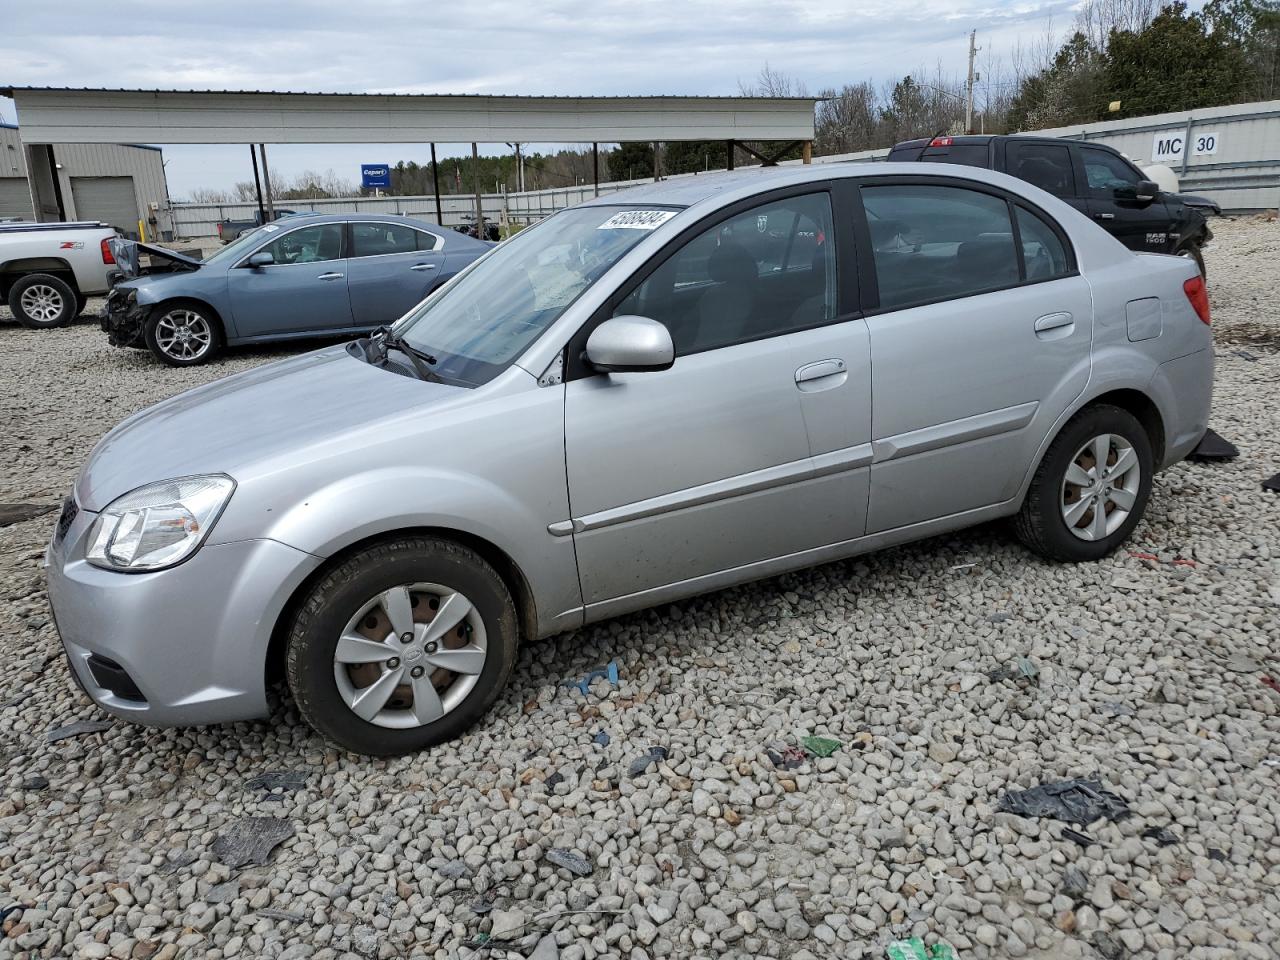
{"left": 1, "top": 0, "right": 1082, "bottom": 196}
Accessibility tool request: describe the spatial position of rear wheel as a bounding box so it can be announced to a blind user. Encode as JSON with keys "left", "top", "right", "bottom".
{"left": 1015, "top": 404, "right": 1153, "bottom": 562}
{"left": 8, "top": 273, "right": 77, "bottom": 328}
{"left": 285, "top": 537, "right": 519, "bottom": 755}
{"left": 145, "top": 302, "right": 223, "bottom": 366}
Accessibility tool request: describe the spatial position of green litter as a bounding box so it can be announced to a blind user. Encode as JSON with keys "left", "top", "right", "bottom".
{"left": 885, "top": 938, "right": 957, "bottom": 960}
{"left": 801, "top": 735, "right": 841, "bottom": 757}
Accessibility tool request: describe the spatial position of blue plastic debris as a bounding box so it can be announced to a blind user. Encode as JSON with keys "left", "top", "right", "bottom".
{"left": 593, "top": 730, "right": 611, "bottom": 746}
{"left": 565, "top": 659, "right": 621, "bottom": 696}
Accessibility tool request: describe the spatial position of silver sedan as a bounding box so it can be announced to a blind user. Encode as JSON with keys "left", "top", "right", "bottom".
{"left": 46, "top": 163, "right": 1214, "bottom": 755}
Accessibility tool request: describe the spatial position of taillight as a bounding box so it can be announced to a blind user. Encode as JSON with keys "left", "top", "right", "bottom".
{"left": 100, "top": 237, "right": 115, "bottom": 265}
{"left": 1183, "top": 276, "right": 1210, "bottom": 325}
{"left": 930, "top": 136, "right": 953, "bottom": 147}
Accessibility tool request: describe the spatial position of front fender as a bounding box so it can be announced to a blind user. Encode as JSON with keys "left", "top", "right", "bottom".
{"left": 229, "top": 465, "right": 583, "bottom": 637}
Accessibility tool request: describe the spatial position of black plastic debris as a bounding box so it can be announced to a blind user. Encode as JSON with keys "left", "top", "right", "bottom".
{"left": 0, "top": 904, "right": 31, "bottom": 924}
{"left": 437, "top": 860, "right": 473, "bottom": 879}
{"left": 1141, "top": 825, "right": 1177, "bottom": 847}
{"left": 470, "top": 895, "right": 494, "bottom": 915}
{"left": 1231, "top": 348, "right": 1260, "bottom": 361}
{"left": 1263, "top": 472, "right": 1280, "bottom": 493}
{"left": 1062, "top": 827, "right": 1094, "bottom": 846}
{"left": 997, "top": 779, "right": 1130, "bottom": 826}
{"left": 211, "top": 817, "right": 295, "bottom": 868}
{"left": 21, "top": 776, "right": 49, "bottom": 791}
{"left": 245, "top": 771, "right": 309, "bottom": 795}
{"left": 159, "top": 850, "right": 198, "bottom": 875}
{"left": 767, "top": 745, "right": 808, "bottom": 771}
{"left": 1060, "top": 866, "right": 1089, "bottom": 901}
{"left": 47, "top": 719, "right": 113, "bottom": 743}
{"left": 1092, "top": 931, "right": 1124, "bottom": 960}
{"left": 545, "top": 771, "right": 565, "bottom": 790}
{"left": 1188, "top": 428, "right": 1239, "bottom": 462}
{"left": 545, "top": 847, "right": 593, "bottom": 876}
{"left": 1208, "top": 847, "right": 1227, "bottom": 862}
{"left": 628, "top": 746, "right": 668, "bottom": 777}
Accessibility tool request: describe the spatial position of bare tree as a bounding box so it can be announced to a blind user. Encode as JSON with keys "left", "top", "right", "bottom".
{"left": 739, "top": 62, "right": 809, "bottom": 97}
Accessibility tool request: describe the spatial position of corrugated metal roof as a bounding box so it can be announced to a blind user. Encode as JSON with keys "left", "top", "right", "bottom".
{"left": 0, "top": 86, "right": 820, "bottom": 102}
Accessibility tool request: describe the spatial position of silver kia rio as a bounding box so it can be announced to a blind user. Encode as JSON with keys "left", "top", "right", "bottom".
{"left": 46, "top": 164, "right": 1214, "bottom": 755}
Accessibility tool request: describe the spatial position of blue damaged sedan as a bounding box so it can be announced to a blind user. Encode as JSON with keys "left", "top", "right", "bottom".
{"left": 101, "top": 213, "right": 492, "bottom": 366}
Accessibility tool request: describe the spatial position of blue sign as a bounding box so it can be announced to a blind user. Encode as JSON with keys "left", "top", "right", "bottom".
{"left": 361, "top": 164, "right": 391, "bottom": 189}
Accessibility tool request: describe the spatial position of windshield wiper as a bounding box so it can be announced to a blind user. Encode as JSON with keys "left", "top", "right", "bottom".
{"left": 368, "top": 326, "right": 443, "bottom": 383}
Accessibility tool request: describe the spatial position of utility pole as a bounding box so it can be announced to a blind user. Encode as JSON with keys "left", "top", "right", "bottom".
{"left": 965, "top": 30, "right": 980, "bottom": 135}
{"left": 258, "top": 144, "right": 275, "bottom": 221}
{"left": 471, "top": 142, "right": 485, "bottom": 240}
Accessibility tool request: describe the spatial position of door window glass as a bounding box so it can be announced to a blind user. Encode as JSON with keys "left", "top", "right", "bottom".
{"left": 1008, "top": 143, "right": 1076, "bottom": 197}
{"left": 861, "top": 184, "right": 1018, "bottom": 309}
{"left": 351, "top": 222, "right": 419, "bottom": 257}
{"left": 1081, "top": 148, "right": 1141, "bottom": 196}
{"left": 415, "top": 229, "right": 441, "bottom": 251}
{"left": 614, "top": 192, "right": 835, "bottom": 355}
{"left": 258, "top": 224, "right": 344, "bottom": 264}
{"left": 1016, "top": 206, "right": 1070, "bottom": 280}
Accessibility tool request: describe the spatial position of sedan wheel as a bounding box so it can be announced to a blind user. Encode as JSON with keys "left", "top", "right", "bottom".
{"left": 286, "top": 537, "right": 519, "bottom": 755}
{"left": 333, "top": 582, "right": 488, "bottom": 729}
{"left": 1015, "top": 403, "right": 1153, "bottom": 562}
{"left": 1059, "top": 434, "right": 1142, "bottom": 542}
{"left": 154, "top": 309, "right": 214, "bottom": 362}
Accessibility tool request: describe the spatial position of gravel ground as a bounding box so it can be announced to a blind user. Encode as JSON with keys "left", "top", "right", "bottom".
{"left": 1, "top": 219, "right": 1277, "bottom": 960}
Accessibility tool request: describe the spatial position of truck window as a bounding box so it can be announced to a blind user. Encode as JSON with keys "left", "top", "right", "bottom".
{"left": 916, "top": 144, "right": 989, "bottom": 167}
{"left": 1081, "top": 148, "right": 1142, "bottom": 197}
{"left": 1007, "top": 143, "right": 1076, "bottom": 198}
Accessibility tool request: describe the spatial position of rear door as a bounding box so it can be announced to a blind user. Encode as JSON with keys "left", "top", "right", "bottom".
{"left": 345, "top": 221, "right": 445, "bottom": 327}
{"left": 1076, "top": 146, "right": 1174, "bottom": 253}
{"left": 854, "top": 178, "right": 1093, "bottom": 533}
{"left": 226, "top": 222, "right": 354, "bottom": 336}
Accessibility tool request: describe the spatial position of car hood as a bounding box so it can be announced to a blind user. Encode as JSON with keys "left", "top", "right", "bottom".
{"left": 108, "top": 239, "right": 203, "bottom": 280}
{"left": 76, "top": 345, "right": 467, "bottom": 510}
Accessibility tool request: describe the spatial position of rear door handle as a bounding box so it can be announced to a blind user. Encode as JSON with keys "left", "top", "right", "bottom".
{"left": 410, "top": 263, "right": 438, "bottom": 272}
{"left": 1094, "top": 213, "right": 1115, "bottom": 220}
{"left": 795, "top": 358, "right": 846, "bottom": 383}
{"left": 317, "top": 272, "right": 344, "bottom": 281}
{"left": 1034, "top": 312, "right": 1074, "bottom": 338}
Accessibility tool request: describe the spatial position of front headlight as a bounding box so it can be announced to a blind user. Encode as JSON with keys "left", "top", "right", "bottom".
{"left": 86, "top": 475, "right": 236, "bottom": 571}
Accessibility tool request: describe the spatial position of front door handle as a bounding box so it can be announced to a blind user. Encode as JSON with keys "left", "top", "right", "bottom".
{"left": 410, "top": 263, "right": 438, "bottom": 272}
{"left": 317, "top": 272, "right": 345, "bottom": 281}
{"left": 1034, "top": 312, "right": 1075, "bottom": 339}
{"left": 1094, "top": 213, "right": 1115, "bottom": 220}
{"left": 795, "top": 358, "right": 846, "bottom": 383}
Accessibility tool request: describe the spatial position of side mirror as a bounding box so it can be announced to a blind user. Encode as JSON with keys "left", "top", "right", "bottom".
{"left": 585, "top": 315, "right": 674, "bottom": 373}
{"left": 247, "top": 251, "right": 275, "bottom": 268}
{"left": 1134, "top": 180, "right": 1159, "bottom": 202}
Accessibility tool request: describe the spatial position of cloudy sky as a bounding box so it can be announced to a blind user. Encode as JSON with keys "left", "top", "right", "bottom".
{"left": 1, "top": 0, "right": 1088, "bottom": 198}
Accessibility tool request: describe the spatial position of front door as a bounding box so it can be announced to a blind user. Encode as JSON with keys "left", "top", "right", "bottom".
{"left": 856, "top": 180, "right": 1093, "bottom": 533}
{"left": 345, "top": 221, "right": 446, "bottom": 327}
{"left": 563, "top": 190, "right": 872, "bottom": 609}
{"left": 1077, "top": 146, "right": 1174, "bottom": 253}
{"left": 227, "top": 222, "right": 354, "bottom": 337}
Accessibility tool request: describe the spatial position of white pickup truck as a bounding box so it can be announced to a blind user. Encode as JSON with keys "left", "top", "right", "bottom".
{"left": 0, "top": 221, "right": 120, "bottom": 328}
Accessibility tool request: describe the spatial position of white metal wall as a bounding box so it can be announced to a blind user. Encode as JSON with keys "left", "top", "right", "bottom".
{"left": 52, "top": 142, "right": 173, "bottom": 238}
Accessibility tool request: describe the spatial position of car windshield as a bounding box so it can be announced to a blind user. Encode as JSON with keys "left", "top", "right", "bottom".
{"left": 395, "top": 205, "right": 680, "bottom": 385}
{"left": 202, "top": 226, "right": 269, "bottom": 265}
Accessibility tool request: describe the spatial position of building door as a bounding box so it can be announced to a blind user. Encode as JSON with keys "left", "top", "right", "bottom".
{"left": 0, "top": 178, "right": 33, "bottom": 220}
{"left": 70, "top": 176, "right": 139, "bottom": 237}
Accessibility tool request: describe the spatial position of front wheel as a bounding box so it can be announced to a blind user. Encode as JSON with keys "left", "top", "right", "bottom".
{"left": 144, "top": 303, "right": 223, "bottom": 366}
{"left": 285, "top": 537, "right": 519, "bottom": 755}
{"left": 8, "top": 273, "right": 78, "bottom": 328}
{"left": 1015, "top": 404, "right": 1154, "bottom": 562}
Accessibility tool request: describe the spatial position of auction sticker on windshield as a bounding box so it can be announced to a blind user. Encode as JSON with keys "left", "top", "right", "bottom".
{"left": 598, "top": 210, "right": 677, "bottom": 231}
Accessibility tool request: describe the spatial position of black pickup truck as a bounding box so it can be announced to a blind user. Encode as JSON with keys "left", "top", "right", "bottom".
{"left": 887, "top": 135, "right": 1213, "bottom": 276}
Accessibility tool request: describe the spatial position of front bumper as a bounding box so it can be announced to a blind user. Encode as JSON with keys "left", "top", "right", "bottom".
{"left": 45, "top": 496, "right": 322, "bottom": 727}
{"left": 100, "top": 289, "right": 148, "bottom": 348}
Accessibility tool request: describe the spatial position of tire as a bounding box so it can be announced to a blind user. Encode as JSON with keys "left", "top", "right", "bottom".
{"left": 144, "top": 301, "right": 223, "bottom": 366}
{"left": 1015, "top": 403, "right": 1154, "bottom": 562}
{"left": 7, "top": 273, "right": 78, "bottom": 329}
{"left": 285, "top": 537, "right": 519, "bottom": 755}
{"left": 1178, "top": 243, "right": 1206, "bottom": 280}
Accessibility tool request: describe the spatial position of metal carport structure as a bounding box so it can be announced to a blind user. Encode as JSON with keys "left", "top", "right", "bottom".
{"left": 0, "top": 87, "right": 820, "bottom": 232}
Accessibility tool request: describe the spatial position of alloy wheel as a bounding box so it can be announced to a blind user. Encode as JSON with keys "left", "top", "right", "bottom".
{"left": 19, "top": 284, "right": 64, "bottom": 324}
{"left": 333, "top": 582, "right": 487, "bottom": 729}
{"left": 155, "top": 309, "right": 213, "bottom": 361}
{"left": 1060, "top": 433, "right": 1141, "bottom": 541}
